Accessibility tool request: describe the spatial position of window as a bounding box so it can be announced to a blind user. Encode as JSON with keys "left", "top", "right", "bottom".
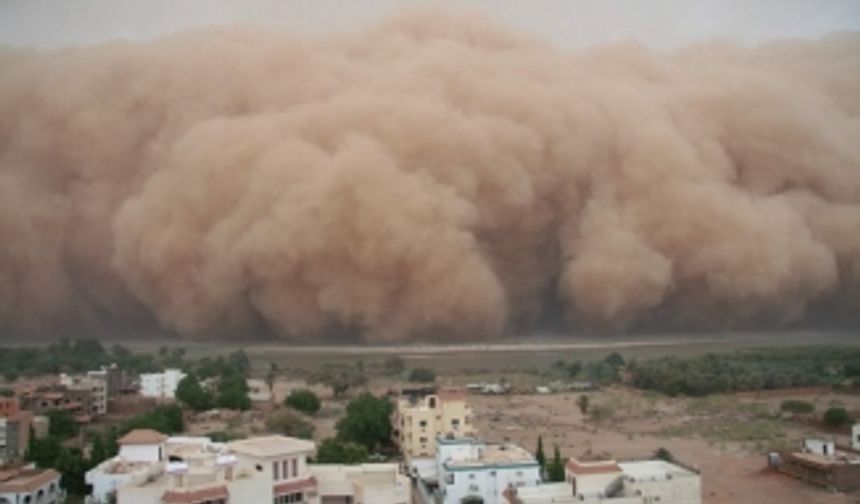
{"left": 452, "top": 419, "right": 460, "bottom": 428}
{"left": 273, "top": 492, "right": 303, "bottom": 503}
{"left": 273, "top": 461, "right": 280, "bottom": 480}
{"left": 292, "top": 458, "right": 298, "bottom": 478}
{"left": 282, "top": 460, "right": 288, "bottom": 479}
{"left": 419, "top": 420, "right": 427, "bottom": 428}
{"left": 419, "top": 437, "right": 428, "bottom": 443}
{"left": 445, "top": 473, "right": 455, "bottom": 485}
{"left": 469, "top": 473, "right": 475, "bottom": 480}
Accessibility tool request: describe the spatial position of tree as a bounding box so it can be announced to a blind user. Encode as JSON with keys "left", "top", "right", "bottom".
{"left": 227, "top": 350, "right": 251, "bottom": 374}
{"left": 122, "top": 404, "right": 184, "bottom": 434}
{"left": 535, "top": 436, "right": 546, "bottom": 470}
{"left": 383, "top": 356, "right": 405, "bottom": 376}
{"left": 89, "top": 432, "right": 108, "bottom": 466}
{"left": 309, "top": 365, "right": 367, "bottom": 397}
{"left": 546, "top": 445, "right": 565, "bottom": 482}
{"left": 216, "top": 372, "right": 251, "bottom": 411}
{"left": 176, "top": 374, "right": 213, "bottom": 412}
{"left": 824, "top": 407, "right": 853, "bottom": 428}
{"left": 577, "top": 395, "right": 590, "bottom": 415}
{"left": 266, "top": 410, "right": 315, "bottom": 439}
{"left": 605, "top": 352, "right": 625, "bottom": 367}
{"left": 336, "top": 393, "right": 394, "bottom": 450}
{"left": 285, "top": 389, "right": 321, "bottom": 415}
{"left": 315, "top": 438, "right": 369, "bottom": 464}
{"left": 408, "top": 368, "right": 436, "bottom": 383}
{"left": 653, "top": 447, "right": 675, "bottom": 463}
{"left": 48, "top": 409, "right": 79, "bottom": 439}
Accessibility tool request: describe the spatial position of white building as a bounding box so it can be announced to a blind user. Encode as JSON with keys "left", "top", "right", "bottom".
{"left": 86, "top": 432, "right": 410, "bottom": 504}
{"left": 139, "top": 369, "right": 186, "bottom": 399}
{"left": 413, "top": 436, "right": 541, "bottom": 504}
{"left": 505, "top": 457, "right": 701, "bottom": 504}
{"left": 0, "top": 467, "right": 64, "bottom": 504}
{"left": 60, "top": 373, "right": 108, "bottom": 416}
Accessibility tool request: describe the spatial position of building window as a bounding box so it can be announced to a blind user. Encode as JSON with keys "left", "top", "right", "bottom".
{"left": 273, "top": 461, "right": 280, "bottom": 480}
{"left": 419, "top": 420, "right": 427, "bottom": 428}
{"left": 274, "top": 492, "right": 303, "bottom": 503}
{"left": 292, "top": 458, "right": 298, "bottom": 477}
{"left": 420, "top": 437, "right": 428, "bottom": 443}
{"left": 452, "top": 419, "right": 460, "bottom": 428}
{"left": 282, "top": 460, "right": 288, "bottom": 479}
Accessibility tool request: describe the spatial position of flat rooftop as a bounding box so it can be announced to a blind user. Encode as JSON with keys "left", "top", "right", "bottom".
{"left": 618, "top": 460, "right": 697, "bottom": 481}
{"left": 228, "top": 435, "right": 315, "bottom": 458}
{"left": 446, "top": 444, "right": 537, "bottom": 469}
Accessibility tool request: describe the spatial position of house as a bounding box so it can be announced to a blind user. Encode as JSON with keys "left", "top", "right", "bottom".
{"left": 19, "top": 386, "right": 94, "bottom": 418}
{"left": 86, "top": 432, "right": 411, "bottom": 504}
{"left": 139, "top": 369, "right": 186, "bottom": 399}
{"left": 412, "top": 436, "right": 541, "bottom": 504}
{"left": 0, "top": 466, "right": 64, "bottom": 504}
{"left": 394, "top": 389, "right": 474, "bottom": 459}
{"left": 773, "top": 437, "right": 860, "bottom": 492}
{"left": 503, "top": 457, "right": 701, "bottom": 504}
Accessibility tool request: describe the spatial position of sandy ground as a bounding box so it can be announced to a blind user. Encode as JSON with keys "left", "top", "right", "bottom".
{"left": 469, "top": 388, "right": 860, "bottom": 504}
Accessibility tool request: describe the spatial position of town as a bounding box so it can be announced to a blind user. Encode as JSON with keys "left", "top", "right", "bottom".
{"left": 3, "top": 339, "right": 860, "bottom": 503}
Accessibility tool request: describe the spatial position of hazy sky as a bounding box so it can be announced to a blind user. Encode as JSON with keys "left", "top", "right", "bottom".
{"left": 1, "top": 0, "right": 859, "bottom": 50}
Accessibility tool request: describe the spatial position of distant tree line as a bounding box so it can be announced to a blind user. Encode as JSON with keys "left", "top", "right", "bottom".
{"left": 629, "top": 346, "right": 860, "bottom": 397}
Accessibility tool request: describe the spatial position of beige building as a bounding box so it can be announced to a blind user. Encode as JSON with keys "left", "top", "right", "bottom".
{"left": 394, "top": 389, "right": 474, "bottom": 459}
{"left": 88, "top": 431, "right": 410, "bottom": 504}
{"left": 0, "top": 467, "right": 64, "bottom": 504}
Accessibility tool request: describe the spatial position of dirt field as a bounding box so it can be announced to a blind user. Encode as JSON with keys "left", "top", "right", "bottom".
{"left": 468, "top": 387, "right": 860, "bottom": 504}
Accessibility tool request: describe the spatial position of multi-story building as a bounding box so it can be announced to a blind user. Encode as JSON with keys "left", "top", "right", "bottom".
{"left": 394, "top": 389, "right": 474, "bottom": 459}
{"left": 504, "top": 457, "right": 702, "bottom": 504}
{"left": 0, "top": 412, "right": 32, "bottom": 465}
{"left": 0, "top": 397, "right": 18, "bottom": 418}
{"left": 60, "top": 373, "right": 108, "bottom": 416}
{"left": 86, "top": 431, "right": 411, "bottom": 504}
{"left": 0, "top": 466, "right": 64, "bottom": 504}
{"left": 139, "top": 369, "right": 186, "bottom": 399}
{"left": 19, "top": 387, "right": 94, "bottom": 417}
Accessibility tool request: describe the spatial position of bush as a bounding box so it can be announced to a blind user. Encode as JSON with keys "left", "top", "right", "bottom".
{"left": 383, "top": 356, "right": 405, "bottom": 375}
{"left": 780, "top": 399, "right": 815, "bottom": 415}
{"left": 408, "top": 368, "right": 436, "bottom": 383}
{"left": 315, "top": 438, "right": 369, "bottom": 464}
{"left": 653, "top": 447, "right": 675, "bottom": 463}
{"left": 267, "top": 410, "right": 315, "bottom": 439}
{"left": 823, "top": 407, "right": 853, "bottom": 428}
{"left": 285, "top": 389, "right": 321, "bottom": 415}
{"left": 176, "top": 374, "right": 213, "bottom": 412}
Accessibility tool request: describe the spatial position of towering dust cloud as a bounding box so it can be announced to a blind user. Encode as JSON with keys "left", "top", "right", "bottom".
{"left": 1, "top": 11, "right": 860, "bottom": 342}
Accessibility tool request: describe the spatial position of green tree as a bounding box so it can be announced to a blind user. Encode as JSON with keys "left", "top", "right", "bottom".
{"left": 266, "top": 410, "right": 315, "bottom": 439}
{"left": 577, "top": 395, "right": 590, "bottom": 415}
{"left": 336, "top": 393, "right": 394, "bottom": 450}
{"left": 824, "top": 407, "right": 853, "bottom": 428}
{"left": 122, "top": 404, "right": 184, "bottom": 434}
{"left": 48, "top": 409, "right": 79, "bottom": 439}
{"left": 285, "top": 389, "right": 321, "bottom": 415}
{"left": 605, "top": 352, "right": 626, "bottom": 367}
{"left": 546, "top": 445, "right": 565, "bottom": 482}
{"left": 315, "top": 438, "right": 369, "bottom": 463}
{"left": 309, "top": 366, "right": 367, "bottom": 397}
{"left": 176, "top": 373, "right": 213, "bottom": 412}
{"left": 89, "top": 432, "right": 108, "bottom": 466}
{"left": 216, "top": 372, "right": 251, "bottom": 411}
{"left": 408, "top": 368, "right": 436, "bottom": 383}
{"left": 227, "top": 350, "right": 251, "bottom": 374}
{"left": 535, "top": 436, "right": 546, "bottom": 470}
{"left": 653, "top": 447, "right": 675, "bottom": 463}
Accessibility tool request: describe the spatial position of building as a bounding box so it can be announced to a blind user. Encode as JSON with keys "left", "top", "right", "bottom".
{"left": 88, "top": 364, "right": 124, "bottom": 398}
{"left": 394, "top": 389, "right": 474, "bottom": 459}
{"left": 504, "top": 457, "right": 701, "bottom": 504}
{"left": 139, "top": 369, "right": 186, "bottom": 399}
{"left": 310, "top": 463, "right": 410, "bottom": 504}
{"left": 0, "top": 466, "right": 64, "bottom": 504}
{"left": 0, "top": 413, "right": 32, "bottom": 465}
{"left": 60, "top": 373, "right": 108, "bottom": 416}
{"left": 773, "top": 437, "right": 860, "bottom": 492}
{"left": 86, "top": 432, "right": 411, "bottom": 504}
{"left": 411, "top": 436, "right": 541, "bottom": 504}
{"left": 19, "top": 386, "right": 94, "bottom": 418}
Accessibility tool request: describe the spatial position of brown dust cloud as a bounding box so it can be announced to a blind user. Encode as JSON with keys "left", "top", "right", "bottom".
{"left": 1, "top": 11, "right": 860, "bottom": 342}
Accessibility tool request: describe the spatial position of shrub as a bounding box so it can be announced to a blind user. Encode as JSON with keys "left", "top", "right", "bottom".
{"left": 285, "top": 389, "right": 321, "bottom": 415}
{"left": 267, "top": 410, "right": 314, "bottom": 439}
{"left": 315, "top": 438, "right": 369, "bottom": 464}
{"left": 823, "top": 407, "right": 853, "bottom": 428}
{"left": 780, "top": 399, "right": 815, "bottom": 415}
{"left": 408, "top": 368, "right": 436, "bottom": 383}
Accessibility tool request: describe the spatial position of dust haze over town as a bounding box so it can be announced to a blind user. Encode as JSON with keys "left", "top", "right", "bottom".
{"left": 2, "top": 0, "right": 860, "bottom": 345}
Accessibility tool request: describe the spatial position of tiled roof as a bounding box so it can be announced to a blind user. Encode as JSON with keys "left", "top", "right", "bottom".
{"left": 0, "top": 468, "right": 60, "bottom": 493}
{"left": 274, "top": 476, "right": 317, "bottom": 495}
{"left": 162, "top": 485, "right": 229, "bottom": 503}
{"left": 118, "top": 428, "right": 168, "bottom": 445}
